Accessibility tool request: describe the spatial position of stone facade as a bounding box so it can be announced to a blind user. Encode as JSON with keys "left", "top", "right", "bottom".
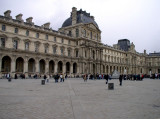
{"left": 0, "top": 7, "right": 160, "bottom": 78}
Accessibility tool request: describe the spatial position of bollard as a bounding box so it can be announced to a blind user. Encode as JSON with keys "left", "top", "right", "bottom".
{"left": 8, "top": 78, "right": 11, "bottom": 82}
{"left": 108, "top": 83, "right": 114, "bottom": 90}
{"left": 41, "top": 80, "right": 45, "bottom": 85}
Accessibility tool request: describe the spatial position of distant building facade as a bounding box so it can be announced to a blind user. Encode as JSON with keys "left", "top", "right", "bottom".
{"left": 0, "top": 7, "right": 160, "bottom": 78}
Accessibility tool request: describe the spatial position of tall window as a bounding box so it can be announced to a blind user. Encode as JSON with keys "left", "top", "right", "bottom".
{"left": 90, "top": 31, "right": 92, "bottom": 39}
{"left": 54, "top": 37, "right": 56, "bottom": 42}
{"left": 68, "top": 50, "right": 71, "bottom": 56}
{"left": 44, "top": 46, "right": 48, "bottom": 53}
{"left": 96, "top": 34, "right": 98, "bottom": 40}
{"left": 13, "top": 40, "right": 18, "bottom": 49}
{"left": 68, "top": 31, "right": 72, "bottom": 36}
{"left": 25, "top": 42, "right": 29, "bottom": 50}
{"left": 53, "top": 47, "right": 56, "bottom": 54}
{"left": 0, "top": 38, "right": 5, "bottom": 47}
{"left": 76, "top": 41, "right": 78, "bottom": 45}
{"left": 35, "top": 44, "right": 39, "bottom": 52}
{"left": 26, "top": 30, "right": 29, "bottom": 36}
{"left": 61, "top": 38, "right": 64, "bottom": 43}
{"left": 76, "top": 50, "right": 78, "bottom": 57}
{"left": 61, "top": 48, "right": 63, "bottom": 55}
{"left": 2, "top": 25, "right": 6, "bottom": 31}
{"left": 84, "top": 29, "right": 86, "bottom": 37}
{"left": 36, "top": 33, "right": 39, "bottom": 38}
{"left": 15, "top": 28, "right": 18, "bottom": 33}
{"left": 76, "top": 29, "right": 79, "bottom": 37}
{"left": 46, "top": 34, "right": 48, "bottom": 40}
{"left": 85, "top": 50, "right": 87, "bottom": 58}
{"left": 68, "top": 40, "right": 70, "bottom": 45}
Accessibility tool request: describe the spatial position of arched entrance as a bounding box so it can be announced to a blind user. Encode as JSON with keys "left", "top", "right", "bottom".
{"left": 49, "top": 60, "right": 54, "bottom": 74}
{"left": 2, "top": 56, "right": 11, "bottom": 72}
{"left": 66, "top": 62, "right": 70, "bottom": 74}
{"left": 58, "top": 61, "right": 63, "bottom": 73}
{"left": 73, "top": 63, "right": 77, "bottom": 74}
{"left": 16, "top": 57, "right": 24, "bottom": 72}
{"left": 28, "top": 58, "right": 35, "bottom": 73}
{"left": 39, "top": 59, "right": 45, "bottom": 73}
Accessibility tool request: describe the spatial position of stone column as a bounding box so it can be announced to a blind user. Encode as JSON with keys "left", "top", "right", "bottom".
{"left": 24, "top": 57, "right": 28, "bottom": 78}
{"left": 11, "top": 56, "right": 16, "bottom": 77}
{"left": 89, "top": 48, "right": 92, "bottom": 58}
{"left": 63, "top": 62, "right": 66, "bottom": 74}
{"left": 96, "top": 50, "right": 98, "bottom": 60}
{"left": 35, "top": 58, "right": 39, "bottom": 73}
{"left": 45, "top": 59, "right": 49, "bottom": 74}
{"left": 54, "top": 61, "right": 58, "bottom": 74}
{"left": 70, "top": 62, "right": 73, "bottom": 75}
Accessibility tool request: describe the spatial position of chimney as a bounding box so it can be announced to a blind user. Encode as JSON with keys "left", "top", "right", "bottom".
{"left": 90, "top": 16, "right": 94, "bottom": 20}
{"left": 4, "top": 10, "right": 12, "bottom": 19}
{"left": 26, "top": 17, "right": 34, "bottom": 24}
{"left": 43, "top": 22, "right": 50, "bottom": 29}
{"left": 16, "top": 14, "right": 23, "bottom": 22}
{"left": 144, "top": 50, "right": 146, "bottom": 55}
{"left": 71, "top": 7, "right": 77, "bottom": 25}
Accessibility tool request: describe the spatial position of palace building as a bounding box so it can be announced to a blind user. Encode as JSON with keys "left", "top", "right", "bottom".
{"left": 0, "top": 7, "right": 160, "bottom": 78}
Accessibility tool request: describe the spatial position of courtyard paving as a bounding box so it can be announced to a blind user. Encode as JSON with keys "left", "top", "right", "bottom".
{"left": 0, "top": 78, "right": 160, "bottom": 119}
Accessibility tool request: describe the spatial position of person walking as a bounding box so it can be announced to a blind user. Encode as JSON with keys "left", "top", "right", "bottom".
{"left": 119, "top": 74, "right": 123, "bottom": 86}
{"left": 84, "top": 74, "right": 87, "bottom": 82}
{"left": 104, "top": 74, "right": 109, "bottom": 84}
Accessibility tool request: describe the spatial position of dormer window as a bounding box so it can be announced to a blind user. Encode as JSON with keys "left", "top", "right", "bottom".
{"left": 61, "top": 38, "right": 64, "bottom": 43}
{"left": 46, "top": 34, "right": 48, "bottom": 40}
{"left": 54, "top": 37, "right": 56, "bottom": 42}
{"left": 15, "top": 28, "right": 18, "bottom": 34}
{"left": 2, "top": 25, "right": 6, "bottom": 31}
{"left": 36, "top": 33, "right": 39, "bottom": 38}
{"left": 76, "top": 29, "right": 79, "bottom": 37}
{"left": 26, "top": 30, "right": 29, "bottom": 36}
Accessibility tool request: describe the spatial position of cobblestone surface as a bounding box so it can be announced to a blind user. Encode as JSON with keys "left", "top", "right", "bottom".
{"left": 0, "top": 78, "right": 160, "bottom": 119}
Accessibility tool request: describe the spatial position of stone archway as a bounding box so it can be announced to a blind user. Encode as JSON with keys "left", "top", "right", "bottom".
{"left": 16, "top": 57, "right": 24, "bottom": 73}
{"left": 28, "top": 58, "right": 35, "bottom": 73}
{"left": 2, "top": 56, "right": 11, "bottom": 72}
{"left": 39, "top": 59, "right": 45, "bottom": 73}
{"left": 58, "top": 61, "right": 63, "bottom": 74}
{"left": 66, "top": 62, "right": 70, "bottom": 74}
{"left": 49, "top": 60, "right": 54, "bottom": 74}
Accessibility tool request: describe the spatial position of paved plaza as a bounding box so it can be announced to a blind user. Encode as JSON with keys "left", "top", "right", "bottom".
{"left": 0, "top": 78, "right": 160, "bottom": 119}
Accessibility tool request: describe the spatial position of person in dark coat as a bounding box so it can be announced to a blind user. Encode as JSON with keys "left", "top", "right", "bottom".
{"left": 119, "top": 74, "right": 123, "bottom": 86}
{"left": 14, "top": 73, "right": 17, "bottom": 79}
{"left": 104, "top": 74, "right": 109, "bottom": 84}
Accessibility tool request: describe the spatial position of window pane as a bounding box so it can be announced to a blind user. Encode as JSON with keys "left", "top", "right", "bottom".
{"left": 15, "top": 28, "right": 18, "bottom": 33}
{"left": 2, "top": 25, "right": 6, "bottom": 31}
{"left": 26, "top": 30, "right": 29, "bottom": 36}
{"left": 25, "top": 42, "right": 29, "bottom": 50}
{"left": 1, "top": 38, "right": 5, "bottom": 47}
{"left": 36, "top": 33, "right": 39, "bottom": 38}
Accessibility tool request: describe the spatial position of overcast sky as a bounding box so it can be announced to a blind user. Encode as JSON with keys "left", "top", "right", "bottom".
{"left": 0, "top": 0, "right": 160, "bottom": 54}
